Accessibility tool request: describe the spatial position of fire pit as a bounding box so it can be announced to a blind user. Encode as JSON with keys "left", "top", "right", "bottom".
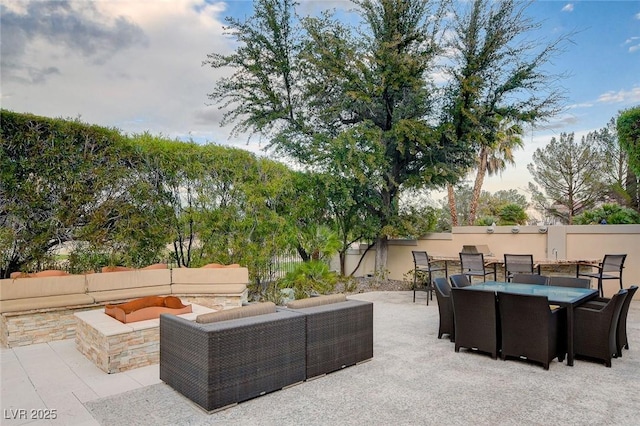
{"left": 105, "top": 295, "right": 192, "bottom": 323}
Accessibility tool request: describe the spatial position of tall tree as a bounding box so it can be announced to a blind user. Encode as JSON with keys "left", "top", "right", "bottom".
{"left": 441, "top": 0, "right": 567, "bottom": 225}
{"left": 206, "top": 0, "right": 471, "bottom": 274}
{"left": 527, "top": 132, "right": 606, "bottom": 224}
{"left": 617, "top": 106, "right": 640, "bottom": 175}
{"left": 617, "top": 106, "right": 640, "bottom": 210}
{"left": 0, "top": 110, "right": 137, "bottom": 276}
{"left": 587, "top": 116, "right": 639, "bottom": 210}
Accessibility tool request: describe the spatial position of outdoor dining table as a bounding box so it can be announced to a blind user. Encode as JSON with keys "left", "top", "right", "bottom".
{"left": 461, "top": 281, "right": 598, "bottom": 366}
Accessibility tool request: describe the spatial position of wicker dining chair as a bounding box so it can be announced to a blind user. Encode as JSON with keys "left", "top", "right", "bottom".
{"left": 498, "top": 292, "right": 566, "bottom": 370}
{"left": 449, "top": 274, "right": 471, "bottom": 288}
{"left": 511, "top": 273, "right": 548, "bottom": 285}
{"left": 433, "top": 277, "right": 454, "bottom": 342}
{"left": 504, "top": 254, "right": 539, "bottom": 281}
{"left": 451, "top": 288, "right": 499, "bottom": 359}
{"left": 547, "top": 276, "right": 591, "bottom": 289}
{"left": 412, "top": 251, "right": 448, "bottom": 305}
{"left": 573, "top": 289, "right": 628, "bottom": 367}
{"left": 581, "top": 285, "right": 638, "bottom": 357}
{"left": 577, "top": 254, "right": 626, "bottom": 297}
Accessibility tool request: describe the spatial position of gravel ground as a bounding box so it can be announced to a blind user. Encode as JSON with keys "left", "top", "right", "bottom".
{"left": 340, "top": 276, "right": 413, "bottom": 294}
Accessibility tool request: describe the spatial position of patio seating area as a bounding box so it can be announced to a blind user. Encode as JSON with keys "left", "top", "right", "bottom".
{"left": 2, "top": 291, "right": 639, "bottom": 425}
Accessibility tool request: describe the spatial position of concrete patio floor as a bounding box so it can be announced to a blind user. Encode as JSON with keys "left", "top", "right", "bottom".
{"left": 1, "top": 291, "right": 639, "bottom": 425}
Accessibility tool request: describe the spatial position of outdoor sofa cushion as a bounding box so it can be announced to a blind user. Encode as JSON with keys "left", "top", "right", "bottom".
{"left": 286, "top": 293, "right": 347, "bottom": 309}
{"left": 196, "top": 302, "right": 276, "bottom": 324}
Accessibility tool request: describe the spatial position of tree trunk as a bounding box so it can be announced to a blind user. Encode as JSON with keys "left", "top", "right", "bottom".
{"left": 447, "top": 183, "right": 458, "bottom": 227}
{"left": 296, "top": 244, "right": 311, "bottom": 263}
{"left": 626, "top": 169, "right": 640, "bottom": 211}
{"left": 469, "top": 148, "right": 488, "bottom": 225}
{"left": 374, "top": 234, "right": 389, "bottom": 278}
{"left": 348, "top": 242, "right": 375, "bottom": 277}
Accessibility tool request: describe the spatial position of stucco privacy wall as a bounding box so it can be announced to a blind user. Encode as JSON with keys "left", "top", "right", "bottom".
{"left": 342, "top": 224, "right": 640, "bottom": 299}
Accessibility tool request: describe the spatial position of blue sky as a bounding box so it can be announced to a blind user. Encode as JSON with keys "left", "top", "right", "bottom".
{"left": 1, "top": 0, "right": 639, "bottom": 200}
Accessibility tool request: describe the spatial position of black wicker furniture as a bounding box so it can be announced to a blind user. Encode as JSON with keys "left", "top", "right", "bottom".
{"left": 285, "top": 294, "right": 374, "bottom": 379}
{"left": 449, "top": 274, "right": 471, "bottom": 288}
{"left": 581, "top": 285, "right": 638, "bottom": 357}
{"left": 548, "top": 276, "right": 591, "bottom": 289}
{"left": 451, "top": 287, "right": 499, "bottom": 359}
{"left": 511, "top": 273, "right": 548, "bottom": 285}
{"left": 573, "top": 289, "right": 628, "bottom": 367}
{"left": 504, "top": 254, "right": 539, "bottom": 281}
{"left": 577, "top": 254, "right": 627, "bottom": 297}
{"left": 159, "top": 302, "right": 306, "bottom": 412}
{"left": 461, "top": 281, "right": 597, "bottom": 366}
{"left": 498, "top": 292, "right": 566, "bottom": 369}
{"left": 434, "top": 277, "right": 454, "bottom": 341}
{"left": 412, "top": 251, "right": 448, "bottom": 304}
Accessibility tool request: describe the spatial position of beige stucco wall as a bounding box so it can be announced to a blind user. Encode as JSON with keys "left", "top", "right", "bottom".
{"left": 343, "top": 224, "right": 640, "bottom": 299}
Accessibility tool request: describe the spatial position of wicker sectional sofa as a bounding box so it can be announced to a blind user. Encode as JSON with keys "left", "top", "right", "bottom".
{"left": 159, "top": 294, "right": 374, "bottom": 412}
{"left": 285, "top": 294, "right": 374, "bottom": 379}
{"left": 159, "top": 302, "right": 307, "bottom": 412}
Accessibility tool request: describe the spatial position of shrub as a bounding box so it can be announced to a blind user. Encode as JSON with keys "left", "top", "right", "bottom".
{"left": 278, "top": 260, "right": 338, "bottom": 299}
{"left": 573, "top": 204, "right": 640, "bottom": 224}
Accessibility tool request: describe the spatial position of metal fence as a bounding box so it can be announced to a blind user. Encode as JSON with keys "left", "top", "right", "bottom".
{"left": 255, "top": 252, "right": 304, "bottom": 286}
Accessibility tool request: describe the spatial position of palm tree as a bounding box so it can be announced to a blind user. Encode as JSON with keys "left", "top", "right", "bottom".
{"left": 468, "top": 120, "right": 524, "bottom": 225}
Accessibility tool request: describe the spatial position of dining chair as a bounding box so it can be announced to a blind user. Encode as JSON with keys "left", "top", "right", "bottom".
{"left": 449, "top": 274, "right": 471, "bottom": 288}
{"left": 573, "top": 289, "right": 628, "bottom": 367}
{"left": 547, "top": 276, "right": 591, "bottom": 289}
{"left": 511, "top": 273, "right": 548, "bottom": 285}
{"left": 503, "top": 254, "right": 539, "bottom": 281}
{"left": 498, "top": 292, "right": 566, "bottom": 370}
{"left": 459, "top": 252, "right": 496, "bottom": 283}
{"left": 581, "top": 285, "right": 638, "bottom": 357}
{"left": 412, "top": 251, "right": 448, "bottom": 305}
{"left": 577, "top": 254, "right": 626, "bottom": 297}
{"left": 433, "top": 277, "right": 454, "bottom": 342}
{"left": 451, "top": 288, "right": 499, "bottom": 359}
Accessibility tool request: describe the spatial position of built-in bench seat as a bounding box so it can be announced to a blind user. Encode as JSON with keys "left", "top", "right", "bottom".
{"left": 87, "top": 269, "right": 172, "bottom": 303}
{"left": 0, "top": 274, "right": 94, "bottom": 313}
{"left": 0, "top": 266, "right": 249, "bottom": 348}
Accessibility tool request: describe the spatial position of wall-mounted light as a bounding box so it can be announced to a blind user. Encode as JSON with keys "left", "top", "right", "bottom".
{"left": 538, "top": 226, "right": 548, "bottom": 234}
{"left": 486, "top": 226, "right": 495, "bottom": 234}
{"left": 511, "top": 226, "right": 520, "bottom": 234}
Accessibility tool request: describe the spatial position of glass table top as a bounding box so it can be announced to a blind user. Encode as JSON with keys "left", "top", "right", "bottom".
{"left": 462, "top": 281, "right": 598, "bottom": 305}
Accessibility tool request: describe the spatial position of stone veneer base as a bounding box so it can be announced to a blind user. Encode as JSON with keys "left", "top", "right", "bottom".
{"left": 0, "top": 293, "right": 245, "bottom": 349}
{"left": 0, "top": 306, "right": 97, "bottom": 348}
{"left": 74, "top": 302, "right": 216, "bottom": 374}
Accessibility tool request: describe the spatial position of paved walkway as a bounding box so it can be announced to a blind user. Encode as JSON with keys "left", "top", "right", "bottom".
{"left": 1, "top": 291, "right": 639, "bottom": 425}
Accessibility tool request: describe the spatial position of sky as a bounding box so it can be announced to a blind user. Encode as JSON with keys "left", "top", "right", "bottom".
{"left": 1, "top": 0, "right": 639, "bottom": 202}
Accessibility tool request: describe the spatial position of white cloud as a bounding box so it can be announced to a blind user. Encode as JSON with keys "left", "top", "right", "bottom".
{"left": 597, "top": 87, "right": 640, "bottom": 103}
{"left": 635, "top": 12, "right": 640, "bottom": 20}
{"left": 624, "top": 36, "right": 640, "bottom": 52}
{"left": 1, "top": 0, "right": 237, "bottom": 143}
{"left": 562, "top": 3, "right": 574, "bottom": 12}
{"left": 568, "top": 102, "right": 594, "bottom": 109}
